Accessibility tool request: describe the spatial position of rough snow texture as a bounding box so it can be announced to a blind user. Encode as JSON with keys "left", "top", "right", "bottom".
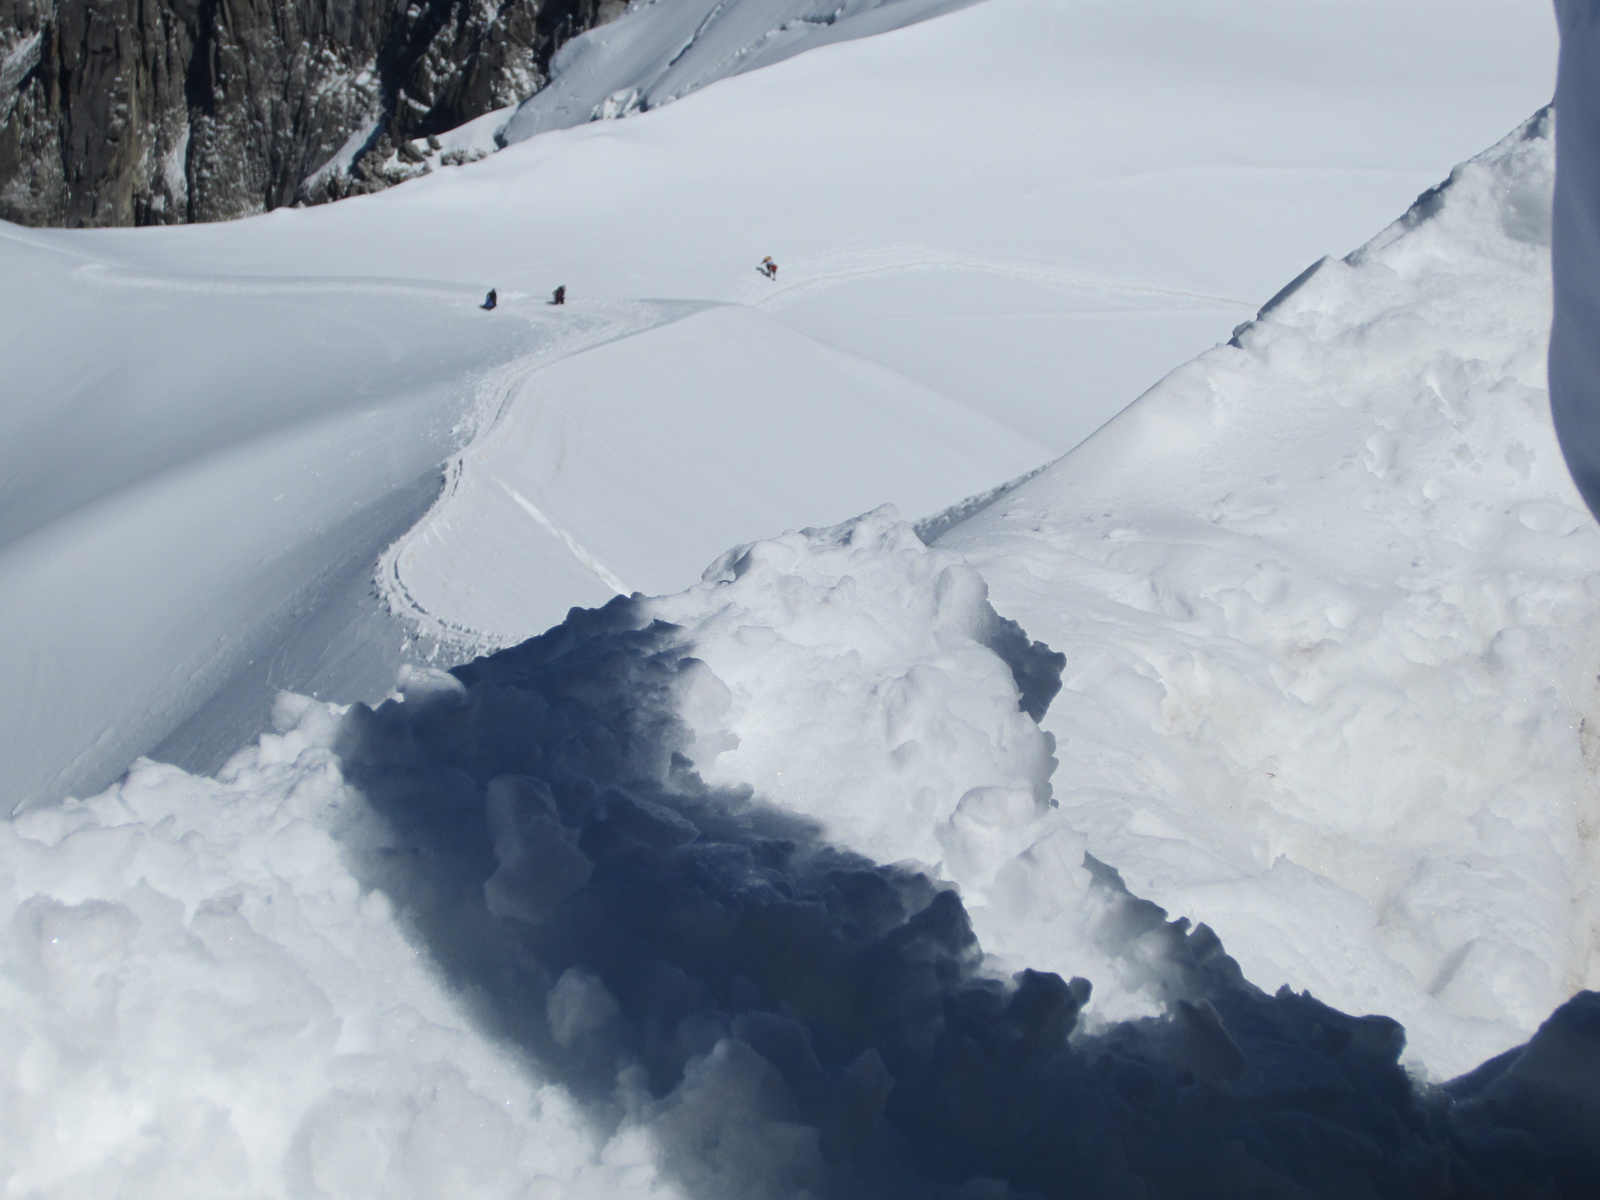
{"left": 0, "top": 698, "right": 679, "bottom": 1200}
{"left": 941, "top": 111, "right": 1600, "bottom": 1079}
{"left": 7, "top": 510, "right": 1598, "bottom": 1198}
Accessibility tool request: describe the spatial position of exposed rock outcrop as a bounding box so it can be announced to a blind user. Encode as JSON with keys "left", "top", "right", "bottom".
{"left": 0, "top": 0, "right": 619, "bottom": 227}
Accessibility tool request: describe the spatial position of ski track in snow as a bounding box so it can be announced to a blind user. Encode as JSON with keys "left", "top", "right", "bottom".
{"left": 502, "top": 482, "right": 632, "bottom": 596}
{"left": 737, "top": 246, "right": 1259, "bottom": 313}
{"left": 375, "top": 300, "right": 711, "bottom": 660}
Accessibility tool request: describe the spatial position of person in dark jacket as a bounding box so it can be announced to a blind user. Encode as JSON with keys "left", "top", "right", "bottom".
{"left": 551, "top": 285, "right": 567, "bottom": 305}
{"left": 482, "top": 288, "right": 497, "bottom": 310}
{"left": 1551, "top": 1, "right": 1600, "bottom": 520}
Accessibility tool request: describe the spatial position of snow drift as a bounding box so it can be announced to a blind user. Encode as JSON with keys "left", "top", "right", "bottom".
{"left": 6, "top": 509, "right": 1597, "bottom": 1198}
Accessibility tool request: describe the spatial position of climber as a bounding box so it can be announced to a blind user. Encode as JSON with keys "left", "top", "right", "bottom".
{"left": 759, "top": 256, "right": 777, "bottom": 280}
{"left": 550, "top": 285, "right": 566, "bottom": 305}
{"left": 482, "top": 288, "right": 497, "bottom": 310}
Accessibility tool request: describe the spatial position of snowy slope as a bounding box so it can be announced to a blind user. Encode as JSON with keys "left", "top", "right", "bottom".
{"left": 384, "top": 304, "right": 1044, "bottom": 653}
{"left": 2, "top": 4, "right": 1594, "bottom": 1193}
{"left": 0, "top": 241, "right": 1036, "bottom": 810}
{"left": 3, "top": 0, "right": 1554, "bottom": 809}
{"left": 940, "top": 111, "right": 1594, "bottom": 1078}
{"left": 7, "top": 506, "right": 1595, "bottom": 1197}
{"left": 99, "top": 0, "right": 1557, "bottom": 454}
{"left": 0, "top": 225, "right": 575, "bottom": 812}
{"left": 500, "top": 0, "right": 982, "bottom": 141}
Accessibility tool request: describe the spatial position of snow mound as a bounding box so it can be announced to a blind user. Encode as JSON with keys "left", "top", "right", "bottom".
{"left": 0, "top": 697, "right": 672, "bottom": 1200}
{"left": 501, "top": 0, "right": 978, "bottom": 145}
{"left": 11, "top": 508, "right": 1600, "bottom": 1197}
{"left": 941, "top": 109, "right": 1597, "bottom": 1078}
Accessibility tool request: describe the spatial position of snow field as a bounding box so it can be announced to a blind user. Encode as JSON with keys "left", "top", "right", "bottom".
{"left": 86, "top": 0, "right": 1558, "bottom": 454}
{"left": 0, "top": 0, "right": 1585, "bottom": 1190}
{"left": 942, "top": 110, "right": 1599, "bottom": 1077}
{"left": 0, "top": 242, "right": 703, "bottom": 809}
{"left": 2, "top": 0, "right": 1557, "bottom": 810}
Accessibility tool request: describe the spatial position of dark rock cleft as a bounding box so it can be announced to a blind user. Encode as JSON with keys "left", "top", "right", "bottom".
{"left": 0, "top": 0, "right": 614, "bottom": 226}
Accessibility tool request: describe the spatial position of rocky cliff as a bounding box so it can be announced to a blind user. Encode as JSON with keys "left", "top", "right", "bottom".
{"left": 0, "top": 0, "right": 618, "bottom": 226}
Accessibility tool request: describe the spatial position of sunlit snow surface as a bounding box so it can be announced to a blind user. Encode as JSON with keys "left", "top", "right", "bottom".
{"left": 0, "top": 0, "right": 1555, "bottom": 806}
{"left": 941, "top": 112, "right": 1598, "bottom": 1078}
{"left": 2, "top": 0, "right": 1591, "bottom": 1193}
{"left": 8, "top": 109, "right": 1600, "bottom": 1200}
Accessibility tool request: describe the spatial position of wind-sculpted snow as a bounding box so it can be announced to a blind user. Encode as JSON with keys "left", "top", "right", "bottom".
{"left": 6, "top": 511, "right": 1599, "bottom": 1197}
{"left": 941, "top": 110, "right": 1599, "bottom": 1079}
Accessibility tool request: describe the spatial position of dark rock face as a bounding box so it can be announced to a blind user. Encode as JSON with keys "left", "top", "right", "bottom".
{"left": 0, "top": 0, "right": 616, "bottom": 227}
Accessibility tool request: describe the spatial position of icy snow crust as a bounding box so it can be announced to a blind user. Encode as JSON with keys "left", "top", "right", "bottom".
{"left": 941, "top": 112, "right": 1600, "bottom": 1079}
{"left": 7, "top": 507, "right": 1597, "bottom": 1198}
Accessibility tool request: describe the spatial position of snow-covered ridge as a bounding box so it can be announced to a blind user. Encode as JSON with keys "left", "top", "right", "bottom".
{"left": 943, "top": 108, "right": 1595, "bottom": 1077}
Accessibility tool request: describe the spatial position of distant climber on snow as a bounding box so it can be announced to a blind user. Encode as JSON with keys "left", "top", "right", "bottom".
{"left": 550, "top": 285, "right": 566, "bottom": 305}
{"left": 481, "top": 288, "right": 497, "bottom": 310}
{"left": 759, "top": 256, "right": 777, "bottom": 280}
